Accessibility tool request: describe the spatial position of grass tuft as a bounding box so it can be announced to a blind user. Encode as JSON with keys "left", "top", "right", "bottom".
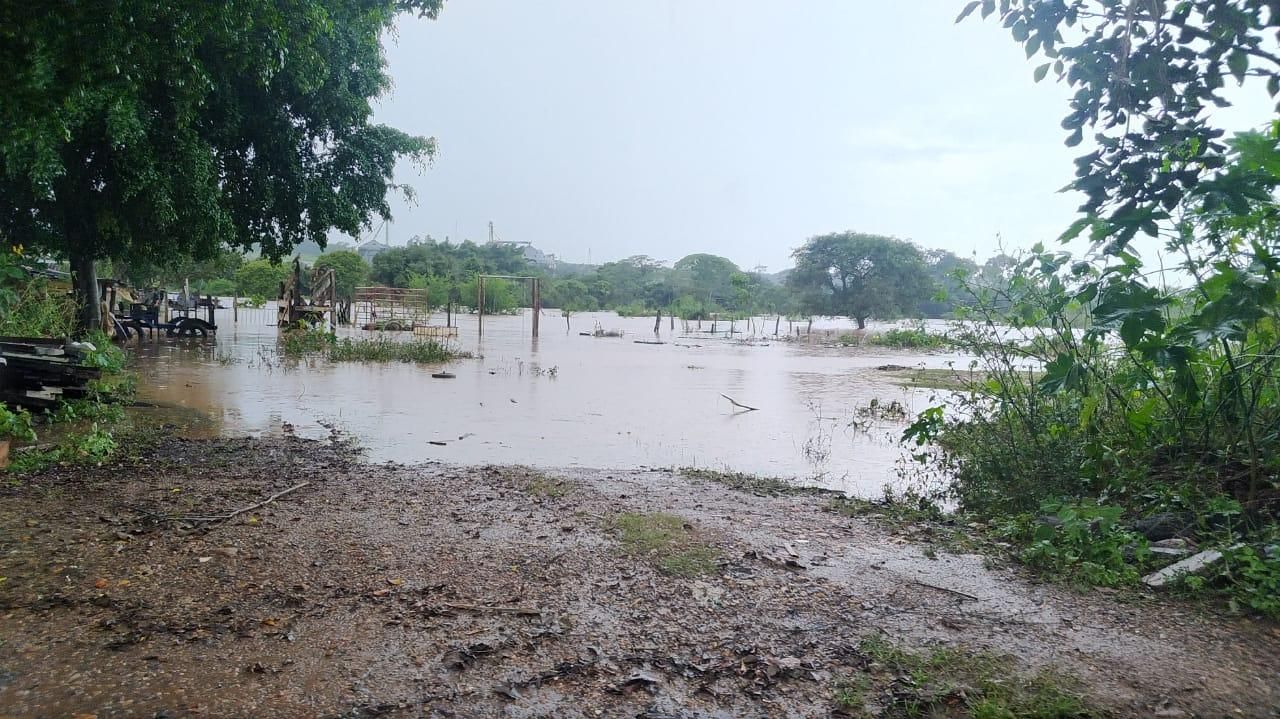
{"left": 839, "top": 636, "right": 1094, "bottom": 718}
{"left": 613, "top": 512, "right": 719, "bottom": 577}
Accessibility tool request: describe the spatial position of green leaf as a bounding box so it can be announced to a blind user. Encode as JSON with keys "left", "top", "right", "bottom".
{"left": 1034, "top": 62, "right": 1051, "bottom": 83}
{"left": 1058, "top": 217, "right": 1093, "bottom": 243}
{"left": 1228, "top": 50, "right": 1248, "bottom": 84}
{"left": 955, "top": 0, "right": 981, "bottom": 23}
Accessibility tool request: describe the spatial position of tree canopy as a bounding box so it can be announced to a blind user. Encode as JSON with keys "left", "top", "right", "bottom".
{"left": 788, "top": 233, "right": 933, "bottom": 328}
{"left": 962, "top": 0, "right": 1280, "bottom": 253}
{"left": 0, "top": 0, "right": 443, "bottom": 328}
{"left": 369, "top": 238, "right": 527, "bottom": 288}
{"left": 235, "top": 259, "right": 289, "bottom": 300}
{"left": 313, "top": 250, "right": 371, "bottom": 300}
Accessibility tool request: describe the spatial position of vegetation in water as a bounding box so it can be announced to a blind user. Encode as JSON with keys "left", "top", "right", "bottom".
{"left": 867, "top": 325, "right": 953, "bottom": 350}
{"left": 280, "top": 328, "right": 470, "bottom": 365}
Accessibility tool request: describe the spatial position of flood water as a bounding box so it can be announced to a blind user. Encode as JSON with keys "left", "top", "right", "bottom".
{"left": 130, "top": 308, "right": 968, "bottom": 495}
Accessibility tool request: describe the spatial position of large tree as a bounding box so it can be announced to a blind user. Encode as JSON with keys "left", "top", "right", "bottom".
{"left": 672, "top": 253, "right": 740, "bottom": 305}
{"left": 312, "top": 250, "right": 370, "bottom": 300}
{"left": 789, "top": 233, "right": 933, "bottom": 328}
{"left": 0, "top": 1, "right": 442, "bottom": 330}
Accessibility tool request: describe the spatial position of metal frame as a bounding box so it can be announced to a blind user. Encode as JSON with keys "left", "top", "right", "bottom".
{"left": 476, "top": 274, "right": 540, "bottom": 337}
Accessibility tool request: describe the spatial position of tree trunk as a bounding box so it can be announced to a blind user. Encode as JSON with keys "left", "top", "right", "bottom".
{"left": 654, "top": 309, "right": 661, "bottom": 334}
{"left": 855, "top": 316, "right": 867, "bottom": 330}
{"left": 70, "top": 248, "right": 101, "bottom": 336}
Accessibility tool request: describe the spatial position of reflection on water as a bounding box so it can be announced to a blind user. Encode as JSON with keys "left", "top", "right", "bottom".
{"left": 129, "top": 308, "right": 966, "bottom": 494}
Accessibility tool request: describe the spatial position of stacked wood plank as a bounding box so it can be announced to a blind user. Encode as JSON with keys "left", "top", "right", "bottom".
{"left": 0, "top": 337, "right": 102, "bottom": 411}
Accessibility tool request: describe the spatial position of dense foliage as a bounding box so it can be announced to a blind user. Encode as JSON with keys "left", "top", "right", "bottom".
{"left": 909, "top": 0, "right": 1280, "bottom": 615}
{"left": 357, "top": 236, "right": 987, "bottom": 323}
{"left": 789, "top": 233, "right": 935, "bottom": 329}
{"left": 0, "top": 0, "right": 443, "bottom": 328}
{"left": 234, "top": 259, "right": 289, "bottom": 300}
{"left": 312, "top": 250, "right": 371, "bottom": 300}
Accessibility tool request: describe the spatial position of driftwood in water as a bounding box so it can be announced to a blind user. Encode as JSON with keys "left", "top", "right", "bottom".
{"left": 720, "top": 393, "right": 759, "bottom": 412}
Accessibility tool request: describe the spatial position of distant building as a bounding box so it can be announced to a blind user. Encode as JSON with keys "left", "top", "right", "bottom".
{"left": 490, "top": 240, "right": 557, "bottom": 270}
{"left": 357, "top": 240, "right": 391, "bottom": 264}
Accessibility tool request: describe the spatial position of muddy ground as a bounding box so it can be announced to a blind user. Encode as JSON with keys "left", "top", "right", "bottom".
{"left": 1, "top": 435, "right": 1277, "bottom": 718}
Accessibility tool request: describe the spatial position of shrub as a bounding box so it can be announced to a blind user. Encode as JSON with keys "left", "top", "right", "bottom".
{"left": 0, "top": 277, "right": 77, "bottom": 337}
{"left": 612, "top": 303, "right": 655, "bottom": 317}
{"left": 200, "top": 278, "right": 236, "bottom": 296}
{"left": 902, "top": 238, "right": 1280, "bottom": 616}
{"left": 868, "top": 325, "right": 951, "bottom": 349}
{"left": 0, "top": 406, "right": 36, "bottom": 442}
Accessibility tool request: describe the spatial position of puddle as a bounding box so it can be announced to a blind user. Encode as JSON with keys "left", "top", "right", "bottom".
{"left": 128, "top": 308, "right": 968, "bottom": 493}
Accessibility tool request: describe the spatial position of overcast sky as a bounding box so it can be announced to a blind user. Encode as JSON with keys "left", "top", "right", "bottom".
{"left": 363, "top": 1, "right": 1102, "bottom": 271}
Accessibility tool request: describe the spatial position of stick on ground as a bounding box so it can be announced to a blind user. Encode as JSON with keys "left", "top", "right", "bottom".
{"left": 183, "top": 482, "right": 311, "bottom": 523}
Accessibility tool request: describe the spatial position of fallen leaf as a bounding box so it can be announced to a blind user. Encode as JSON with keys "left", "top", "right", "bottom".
{"left": 388, "top": 577, "right": 404, "bottom": 586}
{"left": 117, "top": 579, "right": 130, "bottom": 587}
{"left": 94, "top": 578, "right": 109, "bottom": 589}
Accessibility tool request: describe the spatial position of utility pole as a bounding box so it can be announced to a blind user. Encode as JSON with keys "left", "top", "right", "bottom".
{"left": 489, "top": 221, "right": 494, "bottom": 244}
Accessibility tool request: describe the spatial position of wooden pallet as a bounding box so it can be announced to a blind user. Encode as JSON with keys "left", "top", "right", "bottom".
{"left": 0, "top": 338, "right": 103, "bottom": 411}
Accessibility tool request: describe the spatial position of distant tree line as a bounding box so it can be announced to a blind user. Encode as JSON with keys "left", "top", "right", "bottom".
{"left": 109, "top": 232, "right": 1017, "bottom": 323}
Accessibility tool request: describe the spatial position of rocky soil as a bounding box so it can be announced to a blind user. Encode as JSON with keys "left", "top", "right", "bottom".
{"left": 1, "top": 435, "right": 1277, "bottom": 718}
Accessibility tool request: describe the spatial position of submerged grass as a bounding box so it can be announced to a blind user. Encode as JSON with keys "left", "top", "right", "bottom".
{"left": 834, "top": 635, "right": 1094, "bottom": 718}
{"left": 613, "top": 512, "right": 719, "bottom": 577}
{"left": 867, "top": 326, "right": 953, "bottom": 350}
{"left": 327, "top": 336, "right": 468, "bottom": 363}
{"left": 883, "top": 367, "right": 986, "bottom": 391}
{"left": 679, "top": 467, "right": 841, "bottom": 498}
{"left": 280, "top": 329, "right": 471, "bottom": 364}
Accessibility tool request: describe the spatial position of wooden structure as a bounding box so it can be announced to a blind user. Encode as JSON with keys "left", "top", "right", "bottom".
{"left": 278, "top": 258, "right": 336, "bottom": 328}
{"left": 352, "top": 287, "right": 433, "bottom": 331}
{"left": 0, "top": 337, "right": 102, "bottom": 411}
{"left": 476, "top": 275, "right": 540, "bottom": 338}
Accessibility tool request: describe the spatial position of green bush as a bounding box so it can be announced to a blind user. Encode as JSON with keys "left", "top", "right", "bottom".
{"left": 612, "top": 303, "right": 655, "bottom": 317}
{"left": 0, "top": 406, "right": 36, "bottom": 442}
{"left": 0, "top": 277, "right": 77, "bottom": 337}
{"left": 200, "top": 278, "right": 236, "bottom": 296}
{"left": 868, "top": 325, "right": 951, "bottom": 349}
{"left": 1008, "top": 503, "right": 1150, "bottom": 587}
{"left": 902, "top": 237, "right": 1280, "bottom": 617}
{"left": 235, "top": 259, "right": 289, "bottom": 298}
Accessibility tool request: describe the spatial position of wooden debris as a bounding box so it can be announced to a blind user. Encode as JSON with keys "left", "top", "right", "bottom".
{"left": 720, "top": 393, "right": 759, "bottom": 412}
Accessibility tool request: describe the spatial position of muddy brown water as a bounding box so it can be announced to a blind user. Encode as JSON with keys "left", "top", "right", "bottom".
{"left": 129, "top": 309, "right": 966, "bottom": 493}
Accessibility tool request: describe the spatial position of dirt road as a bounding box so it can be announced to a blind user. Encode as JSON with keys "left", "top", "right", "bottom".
{"left": 1, "top": 436, "right": 1276, "bottom": 717}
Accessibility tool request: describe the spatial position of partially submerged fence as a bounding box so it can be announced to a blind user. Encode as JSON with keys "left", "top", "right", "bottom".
{"left": 352, "top": 287, "right": 433, "bottom": 330}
